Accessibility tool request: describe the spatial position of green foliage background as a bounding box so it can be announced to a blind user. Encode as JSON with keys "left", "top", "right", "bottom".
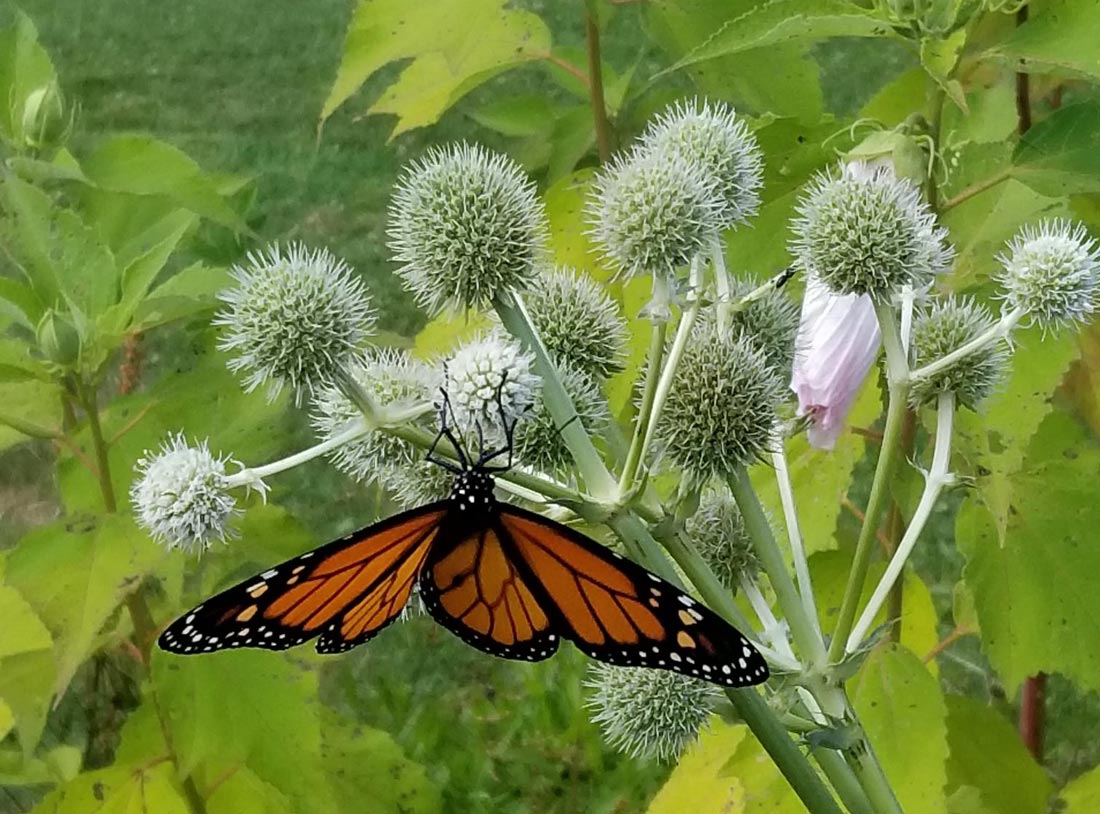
{"left": 2, "top": 0, "right": 1100, "bottom": 812}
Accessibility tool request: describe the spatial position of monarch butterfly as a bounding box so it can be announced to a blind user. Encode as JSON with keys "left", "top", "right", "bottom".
{"left": 158, "top": 383, "right": 769, "bottom": 688}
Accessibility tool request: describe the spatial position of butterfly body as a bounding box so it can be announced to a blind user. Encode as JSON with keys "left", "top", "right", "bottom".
{"left": 159, "top": 395, "right": 770, "bottom": 688}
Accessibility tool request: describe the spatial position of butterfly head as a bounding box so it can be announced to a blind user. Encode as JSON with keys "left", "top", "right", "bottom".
{"left": 449, "top": 468, "right": 497, "bottom": 512}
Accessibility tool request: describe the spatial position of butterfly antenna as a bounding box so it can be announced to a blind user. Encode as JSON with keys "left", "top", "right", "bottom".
{"left": 435, "top": 384, "right": 469, "bottom": 470}
{"left": 477, "top": 370, "right": 516, "bottom": 469}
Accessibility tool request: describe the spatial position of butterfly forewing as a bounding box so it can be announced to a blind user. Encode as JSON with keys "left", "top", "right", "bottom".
{"left": 497, "top": 506, "right": 769, "bottom": 687}
{"left": 159, "top": 504, "right": 446, "bottom": 654}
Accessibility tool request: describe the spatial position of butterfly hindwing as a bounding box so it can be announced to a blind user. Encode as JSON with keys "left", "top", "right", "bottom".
{"left": 159, "top": 504, "right": 446, "bottom": 654}
{"left": 496, "top": 506, "right": 769, "bottom": 687}
{"left": 418, "top": 522, "right": 561, "bottom": 662}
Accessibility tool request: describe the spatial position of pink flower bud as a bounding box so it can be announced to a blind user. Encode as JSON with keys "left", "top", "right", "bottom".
{"left": 790, "top": 275, "right": 881, "bottom": 449}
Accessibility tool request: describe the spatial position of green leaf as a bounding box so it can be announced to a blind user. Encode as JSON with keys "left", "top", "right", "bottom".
{"left": 321, "top": 0, "right": 551, "bottom": 137}
{"left": 0, "top": 379, "right": 63, "bottom": 451}
{"left": 954, "top": 327, "right": 1079, "bottom": 541}
{"left": 647, "top": 0, "right": 825, "bottom": 119}
{"left": 648, "top": 720, "right": 750, "bottom": 813}
{"left": 0, "top": 699, "right": 12, "bottom": 741}
{"left": 468, "top": 95, "right": 556, "bottom": 138}
{"left": 546, "top": 106, "right": 595, "bottom": 183}
{"left": 944, "top": 694, "right": 1051, "bottom": 814}
{"left": 80, "top": 135, "right": 247, "bottom": 231}
{"left": 850, "top": 644, "right": 948, "bottom": 814}
{"left": 921, "top": 29, "right": 968, "bottom": 114}
{"left": 0, "top": 583, "right": 52, "bottom": 658}
{"left": 0, "top": 338, "right": 50, "bottom": 383}
{"left": 0, "top": 172, "right": 62, "bottom": 304}
{"left": 0, "top": 10, "right": 57, "bottom": 146}
{"left": 4, "top": 514, "right": 165, "bottom": 695}
{"left": 152, "top": 650, "right": 336, "bottom": 812}
{"left": 941, "top": 176, "right": 1068, "bottom": 290}
{"left": 659, "top": 0, "right": 894, "bottom": 76}
{"left": 411, "top": 310, "right": 492, "bottom": 360}
{"left": 1062, "top": 763, "right": 1100, "bottom": 814}
{"left": 207, "top": 768, "right": 294, "bottom": 814}
{"left": 129, "top": 263, "right": 230, "bottom": 331}
{"left": 1012, "top": 102, "right": 1100, "bottom": 198}
{"left": 0, "top": 276, "right": 45, "bottom": 330}
{"left": 987, "top": 0, "right": 1100, "bottom": 82}
{"left": 32, "top": 762, "right": 190, "bottom": 814}
{"left": 51, "top": 207, "right": 120, "bottom": 320}
{"left": 957, "top": 410, "right": 1100, "bottom": 693}
{"left": 0, "top": 650, "right": 55, "bottom": 755}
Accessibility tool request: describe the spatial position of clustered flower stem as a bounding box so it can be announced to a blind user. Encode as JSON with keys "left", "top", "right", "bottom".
{"left": 847, "top": 391, "right": 956, "bottom": 652}
{"left": 617, "top": 320, "right": 667, "bottom": 495}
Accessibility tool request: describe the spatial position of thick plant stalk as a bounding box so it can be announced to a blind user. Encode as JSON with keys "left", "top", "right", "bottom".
{"left": 771, "top": 447, "right": 822, "bottom": 639}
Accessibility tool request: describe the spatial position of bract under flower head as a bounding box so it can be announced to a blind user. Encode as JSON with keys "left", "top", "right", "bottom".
{"left": 588, "top": 148, "right": 723, "bottom": 280}
{"left": 641, "top": 98, "right": 763, "bottom": 228}
{"left": 215, "top": 243, "right": 374, "bottom": 403}
{"left": 131, "top": 434, "right": 243, "bottom": 553}
{"left": 388, "top": 142, "right": 546, "bottom": 313}
{"left": 791, "top": 162, "right": 951, "bottom": 299}
{"left": 790, "top": 275, "right": 881, "bottom": 450}
{"left": 997, "top": 219, "right": 1100, "bottom": 330}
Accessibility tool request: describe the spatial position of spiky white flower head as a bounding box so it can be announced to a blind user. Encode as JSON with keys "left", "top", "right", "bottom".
{"left": 640, "top": 99, "right": 763, "bottom": 228}
{"left": 684, "top": 489, "right": 760, "bottom": 590}
{"left": 585, "top": 664, "right": 718, "bottom": 762}
{"left": 215, "top": 243, "right": 374, "bottom": 403}
{"left": 727, "top": 276, "right": 801, "bottom": 376}
{"left": 522, "top": 268, "right": 628, "bottom": 380}
{"left": 311, "top": 348, "right": 434, "bottom": 484}
{"left": 910, "top": 297, "right": 1010, "bottom": 410}
{"left": 655, "top": 319, "right": 784, "bottom": 482}
{"left": 388, "top": 143, "right": 546, "bottom": 313}
{"left": 997, "top": 219, "right": 1100, "bottom": 330}
{"left": 790, "top": 275, "right": 882, "bottom": 450}
{"left": 516, "top": 363, "right": 609, "bottom": 475}
{"left": 791, "top": 162, "right": 952, "bottom": 299}
{"left": 588, "top": 148, "right": 723, "bottom": 280}
{"left": 444, "top": 331, "right": 540, "bottom": 443}
{"left": 131, "top": 434, "right": 243, "bottom": 554}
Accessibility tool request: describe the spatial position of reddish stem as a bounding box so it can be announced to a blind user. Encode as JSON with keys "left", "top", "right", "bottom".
{"left": 1019, "top": 673, "right": 1047, "bottom": 761}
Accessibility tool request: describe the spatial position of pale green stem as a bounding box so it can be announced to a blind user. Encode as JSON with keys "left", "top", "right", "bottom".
{"left": 898, "top": 285, "right": 916, "bottom": 357}
{"left": 815, "top": 750, "right": 876, "bottom": 814}
{"left": 846, "top": 391, "right": 955, "bottom": 653}
{"left": 827, "top": 303, "right": 910, "bottom": 665}
{"left": 637, "top": 258, "right": 703, "bottom": 468}
{"left": 739, "top": 575, "right": 800, "bottom": 670}
{"left": 728, "top": 467, "right": 828, "bottom": 669}
{"left": 225, "top": 420, "right": 370, "bottom": 490}
{"left": 712, "top": 238, "right": 732, "bottom": 331}
{"left": 771, "top": 447, "right": 823, "bottom": 640}
{"left": 495, "top": 293, "right": 619, "bottom": 502}
{"left": 910, "top": 306, "right": 1024, "bottom": 384}
{"left": 617, "top": 320, "right": 667, "bottom": 494}
{"left": 846, "top": 745, "right": 902, "bottom": 814}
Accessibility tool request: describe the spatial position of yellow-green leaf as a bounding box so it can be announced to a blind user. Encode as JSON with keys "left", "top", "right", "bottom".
{"left": 321, "top": 0, "right": 550, "bottom": 137}
{"left": 648, "top": 719, "right": 748, "bottom": 813}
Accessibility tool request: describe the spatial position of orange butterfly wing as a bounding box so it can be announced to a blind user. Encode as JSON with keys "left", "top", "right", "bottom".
{"left": 497, "top": 507, "right": 769, "bottom": 687}
{"left": 418, "top": 524, "right": 561, "bottom": 662}
{"left": 158, "top": 504, "right": 446, "bottom": 654}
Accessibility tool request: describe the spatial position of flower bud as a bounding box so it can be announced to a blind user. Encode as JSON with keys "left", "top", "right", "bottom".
{"left": 585, "top": 664, "right": 718, "bottom": 762}
{"left": 388, "top": 143, "right": 546, "bottom": 313}
{"left": 996, "top": 219, "right": 1100, "bottom": 331}
{"left": 36, "top": 309, "right": 81, "bottom": 367}
{"left": 726, "top": 276, "right": 800, "bottom": 376}
{"left": 444, "top": 331, "right": 540, "bottom": 444}
{"left": 588, "top": 148, "right": 723, "bottom": 280}
{"left": 655, "top": 319, "right": 784, "bottom": 481}
{"left": 215, "top": 243, "right": 375, "bottom": 402}
{"left": 790, "top": 276, "right": 881, "bottom": 450}
{"left": 910, "top": 297, "right": 1009, "bottom": 409}
{"left": 791, "top": 162, "right": 951, "bottom": 299}
{"left": 515, "top": 363, "right": 609, "bottom": 475}
{"left": 18, "top": 81, "right": 68, "bottom": 151}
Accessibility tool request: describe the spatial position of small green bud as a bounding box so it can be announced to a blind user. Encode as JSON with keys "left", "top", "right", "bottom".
{"left": 36, "top": 309, "right": 82, "bottom": 367}
{"left": 727, "top": 276, "right": 800, "bottom": 376}
{"left": 684, "top": 488, "right": 760, "bottom": 590}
